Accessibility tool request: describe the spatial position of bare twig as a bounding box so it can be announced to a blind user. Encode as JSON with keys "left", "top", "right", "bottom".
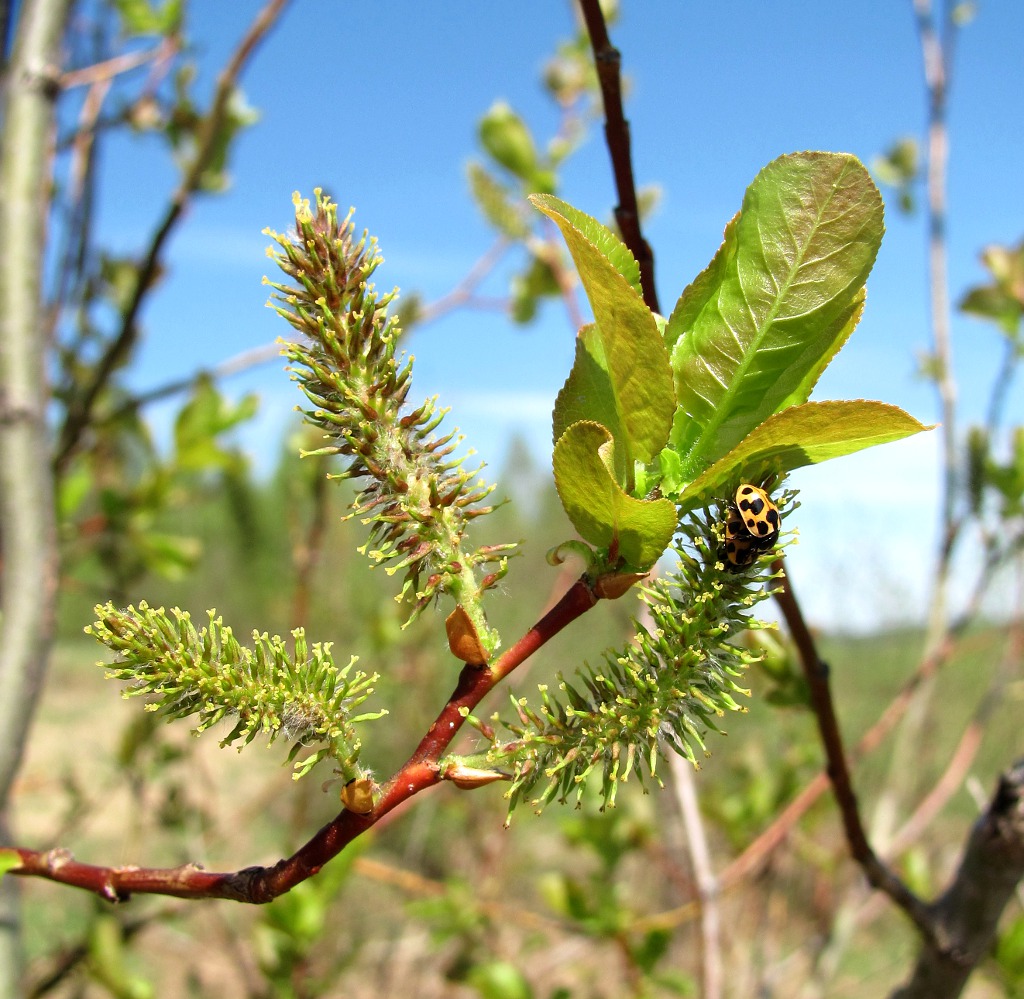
{"left": 104, "top": 339, "right": 285, "bottom": 423}
{"left": 26, "top": 905, "right": 182, "bottom": 998}
{"left": 669, "top": 756, "right": 722, "bottom": 999}
{"left": 576, "top": 0, "right": 659, "bottom": 314}
{"left": 773, "top": 565, "right": 938, "bottom": 943}
{"left": 413, "top": 236, "right": 513, "bottom": 326}
{"left": 60, "top": 37, "right": 173, "bottom": 90}
{"left": 888, "top": 619, "right": 1020, "bottom": 858}
{"left": 53, "top": 0, "right": 293, "bottom": 474}
{"left": 873, "top": 0, "right": 962, "bottom": 856}
{"left": 915, "top": 0, "right": 958, "bottom": 567}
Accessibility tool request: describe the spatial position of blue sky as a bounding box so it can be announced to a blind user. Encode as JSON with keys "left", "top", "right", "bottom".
{"left": 96, "top": 2, "right": 1024, "bottom": 629}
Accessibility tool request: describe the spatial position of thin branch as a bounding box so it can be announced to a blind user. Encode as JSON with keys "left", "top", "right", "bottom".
{"left": 60, "top": 37, "right": 173, "bottom": 90}
{"left": 5, "top": 577, "right": 600, "bottom": 902}
{"left": 983, "top": 335, "right": 1019, "bottom": 439}
{"left": 914, "top": 0, "right": 958, "bottom": 576}
{"left": 872, "top": 0, "right": 961, "bottom": 860}
{"left": 26, "top": 905, "right": 182, "bottom": 998}
{"left": 413, "top": 236, "right": 513, "bottom": 326}
{"left": 773, "top": 564, "right": 938, "bottom": 943}
{"left": 53, "top": 0, "right": 293, "bottom": 474}
{"left": 888, "top": 619, "right": 1020, "bottom": 858}
{"left": 103, "top": 339, "right": 285, "bottom": 423}
{"left": 577, "top": 0, "right": 659, "bottom": 313}
{"left": 669, "top": 755, "right": 722, "bottom": 999}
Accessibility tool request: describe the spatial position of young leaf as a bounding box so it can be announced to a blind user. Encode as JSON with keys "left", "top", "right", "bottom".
{"left": 677, "top": 400, "right": 932, "bottom": 507}
{"left": 537, "top": 196, "right": 674, "bottom": 486}
{"left": 668, "top": 152, "right": 884, "bottom": 475}
{"left": 553, "top": 421, "right": 676, "bottom": 569}
{"left": 552, "top": 323, "right": 674, "bottom": 486}
{"left": 467, "top": 162, "right": 531, "bottom": 239}
{"left": 764, "top": 288, "right": 865, "bottom": 415}
{"left": 480, "top": 102, "right": 541, "bottom": 185}
{"left": 531, "top": 193, "right": 642, "bottom": 294}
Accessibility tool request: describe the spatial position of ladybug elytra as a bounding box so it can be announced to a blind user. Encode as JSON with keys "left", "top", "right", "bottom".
{"left": 721, "top": 483, "right": 781, "bottom": 571}
{"left": 734, "top": 483, "right": 780, "bottom": 548}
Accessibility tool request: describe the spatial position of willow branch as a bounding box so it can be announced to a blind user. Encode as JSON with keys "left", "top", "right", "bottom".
{"left": 53, "top": 0, "right": 292, "bottom": 474}
{"left": 891, "top": 758, "right": 1024, "bottom": 999}
{"left": 914, "top": 0, "right": 958, "bottom": 576}
{"left": 5, "top": 577, "right": 599, "bottom": 902}
{"left": 103, "top": 340, "right": 285, "bottom": 424}
{"left": 670, "top": 756, "right": 722, "bottom": 999}
{"left": 774, "top": 564, "right": 938, "bottom": 943}
{"left": 577, "top": 0, "right": 659, "bottom": 313}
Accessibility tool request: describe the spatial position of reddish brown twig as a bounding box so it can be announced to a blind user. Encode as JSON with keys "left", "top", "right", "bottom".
{"left": 6, "top": 577, "right": 599, "bottom": 902}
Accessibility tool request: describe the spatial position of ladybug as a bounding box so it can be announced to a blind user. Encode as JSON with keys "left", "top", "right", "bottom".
{"left": 721, "top": 483, "right": 780, "bottom": 571}
{"left": 723, "top": 505, "right": 759, "bottom": 569}
{"left": 734, "top": 483, "right": 780, "bottom": 549}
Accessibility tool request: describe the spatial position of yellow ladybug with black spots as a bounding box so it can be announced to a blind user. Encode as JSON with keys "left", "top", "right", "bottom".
{"left": 722, "top": 483, "right": 780, "bottom": 570}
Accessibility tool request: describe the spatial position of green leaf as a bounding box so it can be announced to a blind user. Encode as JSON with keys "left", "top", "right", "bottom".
{"left": 553, "top": 421, "right": 676, "bottom": 569}
{"left": 531, "top": 193, "right": 642, "bottom": 295}
{"left": 174, "top": 376, "right": 258, "bottom": 472}
{"left": 958, "top": 239, "right": 1024, "bottom": 339}
{"left": 538, "top": 196, "right": 674, "bottom": 487}
{"left": 466, "top": 961, "right": 535, "bottom": 999}
{"left": 678, "top": 400, "right": 932, "bottom": 507}
{"left": 136, "top": 531, "right": 201, "bottom": 580}
{"left": 113, "top": 0, "right": 182, "bottom": 36}
{"left": 668, "top": 152, "right": 884, "bottom": 476}
{"left": 467, "top": 162, "right": 531, "bottom": 239}
{"left": 766, "top": 288, "right": 865, "bottom": 414}
{"left": 553, "top": 324, "right": 668, "bottom": 485}
{"left": 479, "top": 102, "right": 540, "bottom": 184}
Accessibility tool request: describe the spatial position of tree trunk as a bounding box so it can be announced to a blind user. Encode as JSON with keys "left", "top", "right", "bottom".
{"left": 0, "top": 0, "right": 71, "bottom": 992}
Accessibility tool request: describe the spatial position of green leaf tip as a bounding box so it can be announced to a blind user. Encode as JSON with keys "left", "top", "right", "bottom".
{"left": 667, "top": 151, "right": 885, "bottom": 475}
{"left": 537, "top": 194, "right": 674, "bottom": 486}
{"left": 679, "top": 400, "right": 933, "bottom": 508}
{"left": 530, "top": 193, "right": 643, "bottom": 295}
